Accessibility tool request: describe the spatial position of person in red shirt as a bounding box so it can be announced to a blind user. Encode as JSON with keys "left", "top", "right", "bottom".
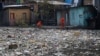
{"left": 37, "top": 20, "right": 42, "bottom": 28}
{"left": 60, "top": 17, "right": 65, "bottom": 29}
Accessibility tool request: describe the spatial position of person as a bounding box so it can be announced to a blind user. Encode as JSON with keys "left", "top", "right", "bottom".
{"left": 36, "top": 20, "right": 42, "bottom": 28}
{"left": 60, "top": 17, "right": 65, "bottom": 29}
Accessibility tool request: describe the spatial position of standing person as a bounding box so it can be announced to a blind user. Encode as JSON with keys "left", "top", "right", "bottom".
{"left": 36, "top": 20, "right": 42, "bottom": 28}
{"left": 60, "top": 17, "right": 65, "bottom": 29}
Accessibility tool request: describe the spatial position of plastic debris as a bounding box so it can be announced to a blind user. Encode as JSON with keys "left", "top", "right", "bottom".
{"left": 8, "top": 43, "right": 18, "bottom": 49}
{"left": 0, "top": 28, "right": 99, "bottom": 56}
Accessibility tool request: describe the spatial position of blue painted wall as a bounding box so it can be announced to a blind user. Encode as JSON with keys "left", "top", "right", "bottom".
{"left": 65, "top": 0, "right": 73, "bottom": 4}
{"left": 69, "top": 6, "right": 92, "bottom": 27}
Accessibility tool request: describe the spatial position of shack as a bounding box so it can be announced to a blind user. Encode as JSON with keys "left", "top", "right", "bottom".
{"left": 69, "top": 5, "right": 97, "bottom": 28}
{"left": 2, "top": 5, "right": 31, "bottom": 26}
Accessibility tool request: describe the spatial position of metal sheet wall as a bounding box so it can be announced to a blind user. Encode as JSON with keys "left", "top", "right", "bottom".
{"left": 95, "top": 0, "right": 100, "bottom": 12}
{"left": 69, "top": 7, "right": 92, "bottom": 27}
{"left": 69, "top": 8, "right": 84, "bottom": 27}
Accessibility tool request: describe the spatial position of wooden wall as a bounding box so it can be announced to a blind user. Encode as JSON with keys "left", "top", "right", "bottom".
{"left": 3, "top": 8, "right": 30, "bottom": 26}
{"left": 84, "top": 0, "right": 93, "bottom": 5}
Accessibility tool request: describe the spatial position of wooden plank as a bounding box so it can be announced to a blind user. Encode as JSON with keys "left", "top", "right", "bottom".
{"left": 84, "top": 0, "right": 93, "bottom": 5}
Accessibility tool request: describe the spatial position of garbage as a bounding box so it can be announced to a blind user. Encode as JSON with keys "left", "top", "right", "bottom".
{"left": 6, "top": 42, "right": 11, "bottom": 45}
{"left": 7, "top": 35, "right": 13, "bottom": 38}
{"left": 23, "top": 50, "right": 31, "bottom": 56}
{"left": 0, "top": 28, "right": 99, "bottom": 56}
{"left": 8, "top": 43, "right": 18, "bottom": 49}
{"left": 73, "top": 31, "right": 80, "bottom": 36}
{"left": 54, "top": 52, "right": 66, "bottom": 56}
{"left": 15, "top": 52, "right": 23, "bottom": 56}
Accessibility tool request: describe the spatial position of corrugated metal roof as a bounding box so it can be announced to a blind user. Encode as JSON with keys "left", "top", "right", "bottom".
{"left": 3, "top": 5, "right": 28, "bottom": 8}
{"left": 33, "top": 0, "right": 71, "bottom": 5}
{"left": 48, "top": 1, "right": 71, "bottom": 5}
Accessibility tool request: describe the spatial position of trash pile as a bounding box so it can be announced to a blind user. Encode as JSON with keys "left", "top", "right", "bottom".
{"left": 0, "top": 27, "right": 99, "bottom": 56}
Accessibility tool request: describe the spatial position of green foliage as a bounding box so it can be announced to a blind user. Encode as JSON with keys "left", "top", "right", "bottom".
{"left": 37, "top": 0, "right": 54, "bottom": 17}
{"left": 34, "top": 11, "right": 39, "bottom": 17}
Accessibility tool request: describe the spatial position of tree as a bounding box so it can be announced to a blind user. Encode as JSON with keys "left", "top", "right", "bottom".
{"left": 37, "top": 0, "right": 54, "bottom": 20}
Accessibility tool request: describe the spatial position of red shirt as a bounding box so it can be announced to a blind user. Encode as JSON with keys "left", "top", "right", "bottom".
{"left": 60, "top": 17, "right": 65, "bottom": 25}
{"left": 37, "top": 21, "right": 42, "bottom": 27}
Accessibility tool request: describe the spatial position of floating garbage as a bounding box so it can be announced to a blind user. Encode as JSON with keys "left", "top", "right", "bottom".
{"left": 15, "top": 52, "right": 23, "bottom": 56}
{"left": 0, "top": 28, "right": 99, "bottom": 56}
{"left": 7, "top": 35, "right": 15, "bottom": 38}
{"left": 8, "top": 43, "right": 18, "bottom": 49}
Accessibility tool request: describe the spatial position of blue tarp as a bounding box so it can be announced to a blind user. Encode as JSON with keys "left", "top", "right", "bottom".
{"left": 65, "top": 0, "right": 73, "bottom": 4}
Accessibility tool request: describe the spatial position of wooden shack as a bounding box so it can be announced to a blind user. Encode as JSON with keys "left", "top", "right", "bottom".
{"left": 3, "top": 5, "right": 30, "bottom": 26}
